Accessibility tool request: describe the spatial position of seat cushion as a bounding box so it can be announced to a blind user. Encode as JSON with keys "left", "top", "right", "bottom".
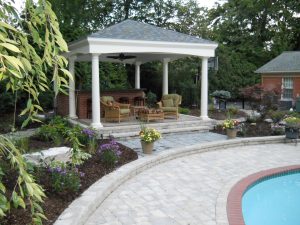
{"left": 102, "top": 96, "right": 114, "bottom": 104}
{"left": 120, "top": 109, "right": 130, "bottom": 114}
{"left": 161, "top": 107, "right": 177, "bottom": 112}
{"left": 163, "top": 99, "right": 174, "bottom": 107}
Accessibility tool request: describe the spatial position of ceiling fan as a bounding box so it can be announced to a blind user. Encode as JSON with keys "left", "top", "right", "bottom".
{"left": 106, "top": 53, "right": 136, "bottom": 61}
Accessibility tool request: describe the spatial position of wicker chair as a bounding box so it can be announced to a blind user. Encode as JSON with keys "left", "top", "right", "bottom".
{"left": 157, "top": 94, "right": 182, "bottom": 119}
{"left": 100, "top": 96, "right": 130, "bottom": 123}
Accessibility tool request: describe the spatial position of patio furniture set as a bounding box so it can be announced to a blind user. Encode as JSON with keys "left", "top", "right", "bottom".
{"left": 100, "top": 94, "right": 182, "bottom": 123}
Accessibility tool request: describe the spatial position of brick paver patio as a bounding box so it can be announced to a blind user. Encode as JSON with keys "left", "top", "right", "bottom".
{"left": 84, "top": 143, "right": 300, "bottom": 225}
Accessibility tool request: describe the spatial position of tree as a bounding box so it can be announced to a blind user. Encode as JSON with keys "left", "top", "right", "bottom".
{"left": 208, "top": 0, "right": 300, "bottom": 96}
{"left": 0, "top": 0, "right": 70, "bottom": 223}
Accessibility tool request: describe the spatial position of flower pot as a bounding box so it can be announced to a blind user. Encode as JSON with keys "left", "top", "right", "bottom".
{"left": 285, "top": 126, "right": 299, "bottom": 139}
{"left": 226, "top": 128, "right": 237, "bottom": 139}
{"left": 141, "top": 141, "right": 154, "bottom": 154}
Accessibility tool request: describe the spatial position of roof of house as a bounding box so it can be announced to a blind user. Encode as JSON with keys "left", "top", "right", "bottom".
{"left": 255, "top": 51, "right": 300, "bottom": 74}
{"left": 88, "top": 19, "right": 217, "bottom": 45}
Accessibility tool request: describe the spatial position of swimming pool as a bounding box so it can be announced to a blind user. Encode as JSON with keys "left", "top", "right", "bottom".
{"left": 242, "top": 171, "right": 300, "bottom": 225}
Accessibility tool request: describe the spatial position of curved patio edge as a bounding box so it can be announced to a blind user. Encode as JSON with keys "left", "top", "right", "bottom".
{"left": 54, "top": 135, "right": 288, "bottom": 225}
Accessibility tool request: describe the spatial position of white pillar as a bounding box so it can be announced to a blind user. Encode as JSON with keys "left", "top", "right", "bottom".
{"left": 135, "top": 61, "right": 141, "bottom": 89}
{"left": 162, "top": 58, "right": 170, "bottom": 95}
{"left": 91, "top": 54, "right": 103, "bottom": 128}
{"left": 68, "top": 55, "right": 77, "bottom": 119}
{"left": 200, "top": 57, "right": 209, "bottom": 120}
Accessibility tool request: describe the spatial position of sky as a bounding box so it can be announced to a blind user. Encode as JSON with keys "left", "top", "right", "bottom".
{"left": 12, "top": 0, "right": 222, "bottom": 12}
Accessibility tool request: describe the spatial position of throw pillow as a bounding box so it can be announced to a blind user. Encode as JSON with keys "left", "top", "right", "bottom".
{"left": 163, "top": 99, "right": 174, "bottom": 107}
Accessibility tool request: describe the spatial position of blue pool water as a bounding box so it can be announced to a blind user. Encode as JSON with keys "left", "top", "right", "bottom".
{"left": 242, "top": 172, "right": 300, "bottom": 225}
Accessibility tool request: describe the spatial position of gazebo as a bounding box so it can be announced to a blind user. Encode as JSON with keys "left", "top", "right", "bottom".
{"left": 65, "top": 19, "right": 218, "bottom": 128}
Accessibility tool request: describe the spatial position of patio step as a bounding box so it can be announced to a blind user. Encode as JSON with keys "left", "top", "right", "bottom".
{"left": 111, "top": 125, "right": 211, "bottom": 139}
{"left": 98, "top": 119, "right": 215, "bottom": 138}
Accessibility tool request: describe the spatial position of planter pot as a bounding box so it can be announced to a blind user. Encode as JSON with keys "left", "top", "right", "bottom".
{"left": 285, "top": 126, "right": 299, "bottom": 139}
{"left": 141, "top": 141, "right": 154, "bottom": 154}
{"left": 226, "top": 128, "right": 237, "bottom": 139}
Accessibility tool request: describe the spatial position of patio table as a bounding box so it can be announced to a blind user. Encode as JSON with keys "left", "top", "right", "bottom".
{"left": 138, "top": 108, "right": 164, "bottom": 122}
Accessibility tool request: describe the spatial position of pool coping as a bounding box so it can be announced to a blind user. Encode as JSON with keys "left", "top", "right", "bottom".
{"left": 54, "top": 135, "right": 291, "bottom": 225}
{"left": 226, "top": 165, "right": 300, "bottom": 225}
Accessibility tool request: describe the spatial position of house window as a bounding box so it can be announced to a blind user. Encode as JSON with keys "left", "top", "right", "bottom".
{"left": 282, "top": 77, "right": 293, "bottom": 99}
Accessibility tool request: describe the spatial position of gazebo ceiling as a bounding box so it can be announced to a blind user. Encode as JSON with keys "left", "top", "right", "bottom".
{"left": 67, "top": 19, "right": 218, "bottom": 63}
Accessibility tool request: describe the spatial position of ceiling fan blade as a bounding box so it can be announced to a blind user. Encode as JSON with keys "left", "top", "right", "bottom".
{"left": 123, "top": 56, "right": 136, "bottom": 59}
{"left": 107, "top": 56, "right": 119, "bottom": 59}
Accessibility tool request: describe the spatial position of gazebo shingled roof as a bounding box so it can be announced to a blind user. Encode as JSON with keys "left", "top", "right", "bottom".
{"left": 89, "top": 19, "right": 217, "bottom": 45}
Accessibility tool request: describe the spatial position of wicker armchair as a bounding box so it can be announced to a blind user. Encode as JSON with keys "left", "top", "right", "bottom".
{"left": 157, "top": 94, "right": 182, "bottom": 119}
{"left": 100, "top": 96, "right": 130, "bottom": 123}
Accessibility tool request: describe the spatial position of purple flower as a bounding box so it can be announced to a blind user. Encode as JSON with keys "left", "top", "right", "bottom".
{"left": 80, "top": 172, "right": 85, "bottom": 177}
{"left": 82, "top": 128, "right": 96, "bottom": 138}
{"left": 98, "top": 139, "right": 122, "bottom": 157}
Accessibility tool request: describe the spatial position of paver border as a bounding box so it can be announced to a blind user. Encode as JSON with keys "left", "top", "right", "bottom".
{"left": 54, "top": 135, "right": 290, "bottom": 225}
{"left": 226, "top": 165, "right": 300, "bottom": 225}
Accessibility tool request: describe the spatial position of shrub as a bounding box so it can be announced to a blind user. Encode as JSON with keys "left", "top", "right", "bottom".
{"left": 227, "top": 106, "right": 239, "bottom": 116}
{"left": 146, "top": 91, "right": 157, "bottom": 107}
{"left": 240, "top": 84, "right": 281, "bottom": 120}
{"left": 211, "top": 90, "right": 231, "bottom": 100}
{"left": 81, "top": 128, "right": 98, "bottom": 153}
{"left": 47, "top": 161, "right": 84, "bottom": 193}
{"left": 283, "top": 117, "right": 300, "bottom": 128}
{"left": 14, "top": 137, "right": 30, "bottom": 153}
{"left": 179, "top": 107, "right": 190, "bottom": 114}
{"left": 268, "top": 111, "right": 286, "bottom": 123}
{"left": 98, "top": 139, "right": 122, "bottom": 168}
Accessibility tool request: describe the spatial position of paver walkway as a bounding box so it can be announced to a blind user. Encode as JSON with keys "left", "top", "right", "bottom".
{"left": 119, "top": 132, "right": 227, "bottom": 156}
{"left": 85, "top": 143, "right": 300, "bottom": 225}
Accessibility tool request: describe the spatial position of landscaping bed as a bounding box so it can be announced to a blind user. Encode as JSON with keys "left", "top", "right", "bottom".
{"left": 1, "top": 139, "right": 138, "bottom": 225}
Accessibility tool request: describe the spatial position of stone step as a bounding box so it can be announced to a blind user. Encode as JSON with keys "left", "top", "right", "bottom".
{"left": 100, "top": 120, "right": 215, "bottom": 134}
{"left": 104, "top": 125, "right": 211, "bottom": 139}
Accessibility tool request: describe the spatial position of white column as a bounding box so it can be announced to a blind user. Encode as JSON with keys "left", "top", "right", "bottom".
{"left": 200, "top": 57, "right": 209, "bottom": 120}
{"left": 68, "top": 55, "right": 77, "bottom": 119}
{"left": 91, "top": 54, "right": 103, "bottom": 128}
{"left": 135, "top": 61, "right": 141, "bottom": 89}
{"left": 162, "top": 58, "right": 170, "bottom": 95}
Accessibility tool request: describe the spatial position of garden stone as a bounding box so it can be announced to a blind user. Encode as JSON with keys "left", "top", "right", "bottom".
{"left": 23, "top": 146, "right": 71, "bottom": 165}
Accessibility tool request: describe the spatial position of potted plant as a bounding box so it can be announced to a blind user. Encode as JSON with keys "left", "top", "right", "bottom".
{"left": 283, "top": 117, "right": 300, "bottom": 139}
{"left": 139, "top": 127, "right": 161, "bottom": 154}
{"left": 222, "top": 119, "right": 239, "bottom": 139}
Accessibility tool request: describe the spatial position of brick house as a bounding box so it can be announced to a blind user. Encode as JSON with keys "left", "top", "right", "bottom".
{"left": 255, "top": 51, "right": 300, "bottom": 106}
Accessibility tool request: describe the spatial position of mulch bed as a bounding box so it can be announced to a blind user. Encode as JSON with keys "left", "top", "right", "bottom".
{"left": 213, "top": 121, "right": 274, "bottom": 137}
{"left": 1, "top": 140, "right": 138, "bottom": 225}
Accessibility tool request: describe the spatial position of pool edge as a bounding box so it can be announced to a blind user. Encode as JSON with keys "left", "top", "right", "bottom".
{"left": 226, "top": 165, "right": 300, "bottom": 225}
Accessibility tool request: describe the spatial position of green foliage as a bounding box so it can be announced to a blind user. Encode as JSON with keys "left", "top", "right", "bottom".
{"left": 227, "top": 106, "right": 239, "bottom": 116}
{"left": 0, "top": 136, "right": 46, "bottom": 223}
{"left": 146, "top": 91, "right": 157, "bottom": 107}
{"left": 0, "top": 0, "right": 72, "bottom": 223}
{"left": 178, "top": 107, "right": 190, "bottom": 114}
{"left": 268, "top": 110, "right": 286, "bottom": 123}
{"left": 211, "top": 90, "right": 231, "bottom": 99}
{"left": 47, "top": 161, "right": 83, "bottom": 193}
{"left": 14, "top": 137, "right": 30, "bottom": 153}
{"left": 37, "top": 116, "right": 67, "bottom": 145}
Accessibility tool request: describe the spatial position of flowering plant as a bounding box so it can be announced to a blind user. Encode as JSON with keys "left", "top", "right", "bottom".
{"left": 139, "top": 127, "right": 161, "bottom": 143}
{"left": 222, "top": 119, "right": 239, "bottom": 129}
{"left": 98, "top": 139, "right": 122, "bottom": 167}
{"left": 283, "top": 117, "right": 300, "bottom": 128}
{"left": 48, "top": 161, "right": 84, "bottom": 193}
{"left": 81, "top": 128, "right": 98, "bottom": 153}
